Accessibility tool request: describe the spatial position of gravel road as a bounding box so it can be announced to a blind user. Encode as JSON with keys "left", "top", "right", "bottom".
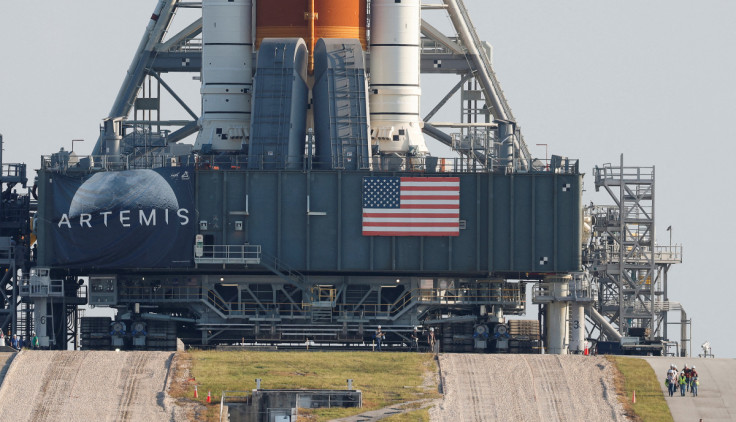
{"left": 0, "top": 350, "right": 185, "bottom": 422}
{"left": 430, "top": 354, "right": 630, "bottom": 422}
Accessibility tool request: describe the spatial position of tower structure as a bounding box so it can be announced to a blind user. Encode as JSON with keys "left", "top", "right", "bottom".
{"left": 586, "top": 155, "right": 684, "bottom": 354}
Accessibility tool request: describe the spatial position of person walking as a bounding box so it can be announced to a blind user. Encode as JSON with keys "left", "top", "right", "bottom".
{"left": 31, "top": 332, "right": 39, "bottom": 350}
{"left": 428, "top": 327, "right": 436, "bottom": 354}
{"left": 410, "top": 327, "right": 420, "bottom": 352}
{"left": 10, "top": 334, "right": 18, "bottom": 351}
{"left": 679, "top": 371, "right": 687, "bottom": 396}
{"left": 683, "top": 364, "right": 691, "bottom": 392}
{"left": 667, "top": 364, "right": 678, "bottom": 397}
{"left": 691, "top": 366, "right": 699, "bottom": 397}
{"left": 374, "top": 325, "right": 385, "bottom": 351}
{"left": 0, "top": 331, "right": 5, "bottom": 347}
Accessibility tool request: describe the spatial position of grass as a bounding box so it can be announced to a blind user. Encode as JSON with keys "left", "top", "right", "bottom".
{"left": 381, "top": 408, "right": 431, "bottom": 421}
{"left": 170, "top": 350, "right": 439, "bottom": 422}
{"left": 607, "top": 356, "right": 673, "bottom": 422}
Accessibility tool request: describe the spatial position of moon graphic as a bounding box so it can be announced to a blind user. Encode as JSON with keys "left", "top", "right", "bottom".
{"left": 69, "top": 170, "right": 179, "bottom": 217}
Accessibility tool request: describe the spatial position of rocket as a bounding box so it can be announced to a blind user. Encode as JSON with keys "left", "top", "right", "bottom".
{"left": 369, "top": 0, "right": 428, "bottom": 159}
{"left": 194, "top": 0, "right": 253, "bottom": 153}
{"left": 195, "top": 0, "right": 429, "bottom": 164}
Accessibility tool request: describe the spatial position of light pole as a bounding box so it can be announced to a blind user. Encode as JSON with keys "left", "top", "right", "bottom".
{"left": 667, "top": 225, "right": 672, "bottom": 249}
{"left": 536, "top": 143, "right": 548, "bottom": 169}
{"left": 71, "top": 139, "right": 84, "bottom": 153}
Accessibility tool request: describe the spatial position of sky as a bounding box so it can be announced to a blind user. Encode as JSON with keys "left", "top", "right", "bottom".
{"left": 1, "top": 1, "right": 735, "bottom": 357}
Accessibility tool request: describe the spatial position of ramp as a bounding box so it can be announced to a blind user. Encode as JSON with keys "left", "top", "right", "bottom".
{"left": 643, "top": 357, "right": 736, "bottom": 422}
{"left": 0, "top": 351, "right": 179, "bottom": 422}
{"left": 431, "top": 354, "right": 629, "bottom": 422}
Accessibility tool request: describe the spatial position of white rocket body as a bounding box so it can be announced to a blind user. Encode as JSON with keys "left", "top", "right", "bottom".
{"left": 369, "top": 0, "right": 428, "bottom": 156}
{"left": 194, "top": 0, "right": 253, "bottom": 152}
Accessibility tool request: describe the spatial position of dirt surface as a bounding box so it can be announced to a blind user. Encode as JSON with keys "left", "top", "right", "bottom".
{"left": 0, "top": 350, "right": 188, "bottom": 422}
{"left": 643, "top": 356, "right": 736, "bottom": 422}
{"left": 430, "top": 354, "right": 631, "bottom": 422}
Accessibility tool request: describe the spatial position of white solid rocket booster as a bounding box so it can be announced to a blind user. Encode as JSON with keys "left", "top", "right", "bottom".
{"left": 369, "top": 0, "right": 428, "bottom": 156}
{"left": 194, "top": 0, "right": 253, "bottom": 152}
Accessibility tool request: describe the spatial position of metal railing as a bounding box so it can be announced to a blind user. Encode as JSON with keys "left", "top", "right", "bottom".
{"left": 594, "top": 163, "right": 655, "bottom": 185}
{"left": 118, "top": 285, "right": 202, "bottom": 302}
{"left": 117, "top": 283, "right": 525, "bottom": 320}
{"left": 1, "top": 163, "right": 25, "bottom": 179}
{"left": 19, "top": 278, "right": 64, "bottom": 298}
{"left": 194, "top": 244, "right": 262, "bottom": 265}
{"left": 532, "top": 279, "right": 593, "bottom": 303}
{"left": 41, "top": 151, "right": 578, "bottom": 175}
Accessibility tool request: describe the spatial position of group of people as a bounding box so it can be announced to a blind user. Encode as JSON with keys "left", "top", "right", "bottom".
{"left": 0, "top": 331, "right": 39, "bottom": 351}
{"left": 374, "top": 325, "right": 436, "bottom": 352}
{"left": 665, "top": 363, "right": 699, "bottom": 397}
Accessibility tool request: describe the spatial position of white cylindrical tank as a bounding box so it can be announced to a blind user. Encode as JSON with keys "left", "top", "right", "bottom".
{"left": 568, "top": 302, "right": 585, "bottom": 353}
{"left": 545, "top": 275, "right": 571, "bottom": 355}
{"left": 195, "top": 0, "right": 253, "bottom": 152}
{"left": 369, "top": 0, "right": 428, "bottom": 157}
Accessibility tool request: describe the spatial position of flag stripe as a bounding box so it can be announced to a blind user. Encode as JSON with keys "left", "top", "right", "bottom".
{"left": 400, "top": 195, "right": 460, "bottom": 200}
{"left": 363, "top": 218, "right": 459, "bottom": 224}
{"left": 400, "top": 204, "right": 459, "bottom": 209}
{"left": 401, "top": 177, "right": 459, "bottom": 182}
{"left": 402, "top": 186, "right": 460, "bottom": 191}
{"left": 363, "top": 213, "right": 459, "bottom": 218}
{"left": 363, "top": 226, "right": 459, "bottom": 232}
{"left": 363, "top": 222, "right": 459, "bottom": 227}
{"left": 363, "top": 209, "right": 458, "bottom": 215}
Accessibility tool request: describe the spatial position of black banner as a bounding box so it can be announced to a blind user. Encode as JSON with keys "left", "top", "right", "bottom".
{"left": 47, "top": 167, "right": 195, "bottom": 268}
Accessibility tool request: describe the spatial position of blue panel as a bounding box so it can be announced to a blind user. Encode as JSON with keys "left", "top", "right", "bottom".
{"left": 492, "top": 176, "right": 511, "bottom": 270}
{"left": 452, "top": 175, "right": 479, "bottom": 270}
{"left": 340, "top": 173, "right": 371, "bottom": 270}
{"left": 308, "top": 172, "right": 338, "bottom": 270}
{"left": 313, "top": 39, "right": 371, "bottom": 170}
{"left": 513, "top": 176, "right": 533, "bottom": 270}
{"left": 39, "top": 168, "right": 583, "bottom": 274}
{"left": 556, "top": 174, "right": 582, "bottom": 271}
{"left": 249, "top": 39, "right": 309, "bottom": 169}
{"left": 247, "top": 172, "right": 278, "bottom": 255}
{"left": 534, "top": 175, "right": 555, "bottom": 271}
{"left": 396, "top": 237, "right": 421, "bottom": 270}
{"left": 281, "top": 173, "right": 307, "bottom": 268}
{"left": 423, "top": 237, "right": 449, "bottom": 271}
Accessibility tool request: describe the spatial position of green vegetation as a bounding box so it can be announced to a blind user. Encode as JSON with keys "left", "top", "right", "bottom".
{"left": 382, "top": 408, "right": 431, "bottom": 421}
{"left": 173, "top": 350, "right": 439, "bottom": 422}
{"left": 608, "top": 356, "right": 673, "bottom": 422}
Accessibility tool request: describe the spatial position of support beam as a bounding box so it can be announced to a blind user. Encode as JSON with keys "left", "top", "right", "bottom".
{"left": 420, "top": 20, "right": 465, "bottom": 55}
{"left": 147, "top": 70, "right": 199, "bottom": 120}
{"left": 423, "top": 74, "right": 473, "bottom": 122}
{"left": 157, "top": 17, "right": 202, "bottom": 52}
{"left": 93, "top": 0, "right": 180, "bottom": 155}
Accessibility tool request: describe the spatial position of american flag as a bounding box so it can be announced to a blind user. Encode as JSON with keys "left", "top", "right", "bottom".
{"left": 362, "top": 176, "right": 460, "bottom": 236}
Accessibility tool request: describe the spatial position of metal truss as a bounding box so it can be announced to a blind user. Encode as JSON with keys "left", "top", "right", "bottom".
{"left": 90, "top": 0, "right": 536, "bottom": 172}
{"left": 585, "top": 155, "right": 683, "bottom": 347}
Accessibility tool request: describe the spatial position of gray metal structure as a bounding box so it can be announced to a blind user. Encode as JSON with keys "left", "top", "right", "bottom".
{"left": 89, "top": 0, "right": 534, "bottom": 172}
{"left": 583, "top": 155, "right": 685, "bottom": 355}
{"left": 25, "top": 1, "right": 594, "bottom": 352}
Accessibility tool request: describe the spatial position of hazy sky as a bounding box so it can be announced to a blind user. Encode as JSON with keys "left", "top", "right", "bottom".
{"left": 1, "top": 1, "right": 734, "bottom": 357}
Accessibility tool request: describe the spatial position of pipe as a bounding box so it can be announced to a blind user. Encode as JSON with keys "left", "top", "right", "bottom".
{"left": 307, "top": 0, "right": 316, "bottom": 74}
{"left": 141, "top": 313, "right": 196, "bottom": 323}
{"left": 680, "top": 309, "right": 688, "bottom": 357}
{"left": 586, "top": 307, "right": 622, "bottom": 342}
{"left": 442, "top": 0, "right": 507, "bottom": 120}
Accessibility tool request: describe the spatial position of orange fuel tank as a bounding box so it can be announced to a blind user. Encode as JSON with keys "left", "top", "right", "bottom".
{"left": 255, "top": 0, "right": 367, "bottom": 55}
